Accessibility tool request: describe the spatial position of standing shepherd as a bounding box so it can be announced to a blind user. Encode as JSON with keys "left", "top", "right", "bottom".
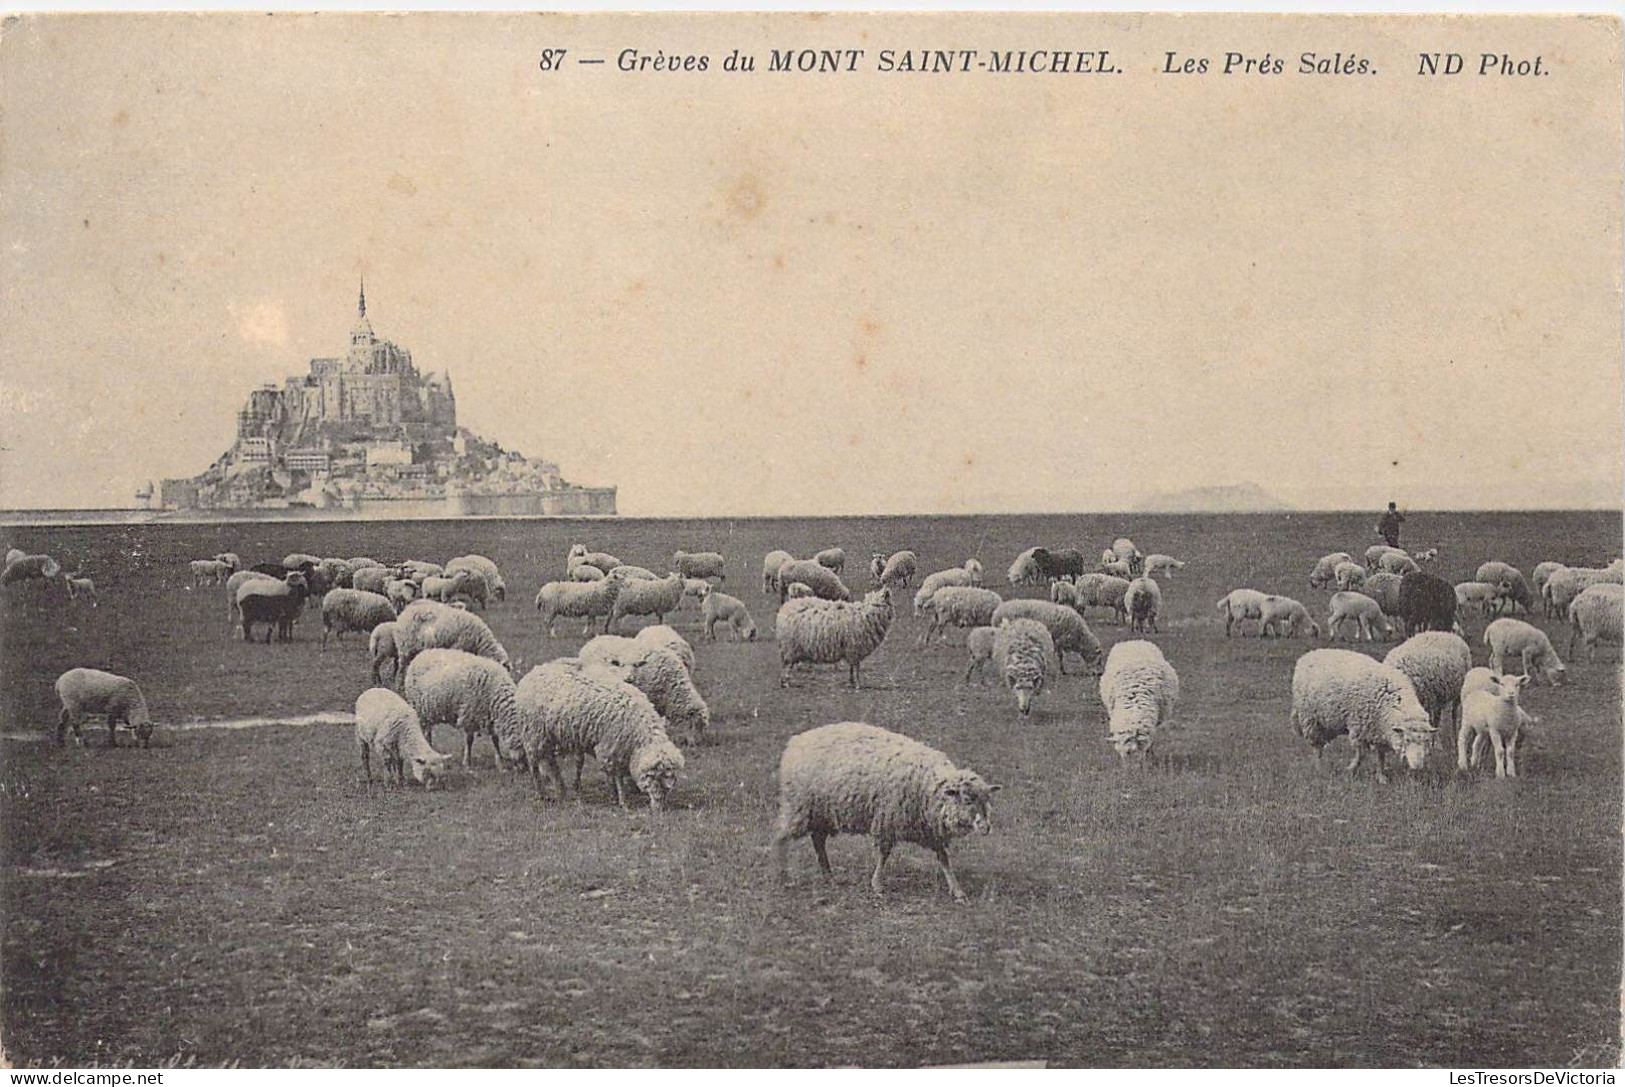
{"left": 1377, "top": 502, "right": 1406, "bottom": 549}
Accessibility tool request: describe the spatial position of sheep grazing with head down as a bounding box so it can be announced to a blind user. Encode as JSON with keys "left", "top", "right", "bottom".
{"left": 320, "top": 589, "right": 397, "bottom": 650}
{"left": 1568, "top": 582, "right": 1624, "bottom": 661}
{"left": 700, "top": 587, "right": 758, "bottom": 643}
{"left": 1485, "top": 618, "right": 1566, "bottom": 686}
{"left": 1309, "top": 552, "right": 1355, "bottom": 590}
{"left": 567, "top": 544, "right": 621, "bottom": 578}
{"left": 444, "top": 555, "right": 506, "bottom": 604}
{"left": 1142, "top": 554, "right": 1186, "bottom": 579}
{"left": 919, "top": 586, "right": 1004, "bottom": 646}
{"left": 778, "top": 587, "right": 895, "bottom": 689}
{"left": 994, "top": 618, "right": 1058, "bottom": 716}
{"left": 394, "top": 600, "right": 511, "bottom": 678}
{"left": 5, "top": 553, "right": 64, "bottom": 586}
{"left": 1383, "top": 631, "right": 1473, "bottom": 745}
{"left": 673, "top": 550, "right": 727, "bottom": 581}
{"left": 1291, "top": 648, "right": 1434, "bottom": 782}
{"left": 1333, "top": 561, "right": 1367, "bottom": 593}
{"left": 1124, "top": 577, "right": 1162, "bottom": 634}
{"left": 64, "top": 573, "right": 97, "bottom": 605}
{"left": 55, "top": 668, "right": 154, "bottom": 748}
{"left": 369, "top": 622, "right": 400, "bottom": 685}
{"left": 514, "top": 657, "right": 685, "bottom": 811}
{"left": 1007, "top": 548, "right": 1045, "bottom": 587}
{"left": 1326, "top": 591, "right": 1394, "bottom": 642}
{"left": 775, "top": 559, "right": 851, "bottom": 604}
{"left": 1365, "top": 545, "right": 1405, "bottom": 573}
{"left": 1216, "top": 588, "right": 1268, "bottom": 637}
{"left": 1099, "top": 640, "right": 1179, "bottom": 764}
{"left": 1259, "top": 595, "right": 1320, "bottom": 639}
{"left": 635, "top": 624, "right": 695, "bottom": 677}
{"left": 610, "top": 573, "right": 686, "bottom": 631}
{"left": 763, "top": 550, "right": 794, "bottom": 595}
{"left": 814, "top": 548, "right": 846, "bottom": 574}
{"left": 772, "top": 721, "right": 999, "bottom": 903}
{"left": 916, "top": 568, "right": 977, "bottom": 616}
{"left": 1379, "top": 551, "right": 1420, "bottom": 577}
{"left": 990, "top": 599, "right": 1101, "bottom": 675}
{"left": 402, "top": 648, "right": 521, "bottom": 770}
{"left": 1532, "top": 562, "right": 1567, "bottom": 616}
{"left": 535, "top": 576, "right": 623, "bottom": 637}
{"left": 354, "top": 687, "right": 454, "bottom": 788}
{"left": 785, "top": 583, "right": 814, "bottom": 599}
{"left": 581, "top": 635, "right": 711, "bottom": 746}
{"left": 874, "top": 550, "right": 919, "bottom": 589}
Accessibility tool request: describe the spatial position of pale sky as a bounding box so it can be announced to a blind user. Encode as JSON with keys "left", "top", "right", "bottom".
{"left": 1, "top": 13, "right": 1620, "bottom": 515}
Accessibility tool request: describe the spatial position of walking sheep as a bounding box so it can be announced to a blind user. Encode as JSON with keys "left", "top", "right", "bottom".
{"left": 320, "top": 589, "right": 396, "bottom": 649}
{"left": 1326, "top": 591, "right": 1394, "bottom": 642}
{"left": 535, "top": 576, "right": 623, "bottom": 637}
{"left": 763, "top": 549, "right": 794, "bottom": 595}
{"left": 1259, "top": 595, "right": 1320, "bottom": 639}
{"left": 355, "top": 687, "right": 454, "bottom": 788}
{"left": 64, "top": 573, "right": 97, "bottom": 605}
{"left": 1142, "top": 554, "right": 1186, "bottom": 579}
{"left": 610, "top": 572, "right": 686, "bottom": 631}
{"left": 55, "top": 668, "right": 154, "bottom": 748}
{"left": 1568, "top": 582, "right": 1623, "bottom": 661}
{"left": 1484, "top": 618, "right": 1567, "bottom": 686}
{"left": 775, "top": 559, "right": 851, "bottom": 604}
{"left": 673, "top": 550, "right": 727, "bottom": 581}
{"left": 777, "top": 587, "right": 895, "bottom": 689}
{"left": 189, "top": 559, "right": 230, "bottom": 586}
{"left": 581, "top": 636, "right": 711, "bottom": 745}
{"left": 995, "top": 618, "right": 1058, "bottom": 716}
{"left": 1216, "top": 588, "right": 1268, "bottom": 637}
{"left": 1383, "top": 631, "right": 1473, "bottom": 745}
{"left": 513, "top": 658, "right": 685, "bottom": 812}
{"left": 814, "top": 548, "right": 846, "bottom": 574}
{"left": 1290, "top": 649, "right": 1435, "bottom": 782}
{"left": 918, "top": 586, "right": 1003, "bottom": 646}
{"left": 700, "top": 588, "right": 757, "bottom": 642}
{"left": 1124, "top": 577, "right": 1162, "bottom": 634}
{"left": 1099, "top": 640, "right": 1180, "bottom": 764}
{"left": 990, "top": 599, "right": 1101, "bottom": 674}
{"left": 402, "top": 648, "right": 520, "bottom": 770}
{"left": 1458, "top": 677, "right": 1536, "bottom": 778}
{"left": 771, "top": 721, "right": 999, "bottom": 903}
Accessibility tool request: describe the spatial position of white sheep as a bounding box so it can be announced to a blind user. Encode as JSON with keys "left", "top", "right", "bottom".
{"left": 1458, "top": 677, "right": 1536, "bottom": 778}
{"left": 774, "top": 559, "right": 851, "bottom": 604}
{"left": 189, "top": 558, "right": 230, "bottom": 586}
{"left": 1110, "top": 538, "right": 1143, "bottom": 574}
{"left": 1099, "top": 559, "right": 1135, "bottom": 580}
{"left": 777, "top": 587, "right": 895, "bottom": 689}
{"left": 963, "top": 558, "right": 984, "bottom": 586}
{"left": 1326, "top": 591, "right": 1394, "bottom": 642}
{"left": 918, "top": 586, "right": 1003, "bottom": 646}
{"left": 1544, "top": 563, "right": 1625, "bottom": 620}
{"left": 567, "top": 544, "right": 622, "bottom": 577}
{"left": 1049, "top": 580, "right": 1080, "bottom": 609}
{"left": 608, "top": 565, "right": 659, "bottom": 582}
{"left": 635, "top": 625, "right": 696, "bottom": 677}
{"left": 1290, "top": 648, "right": 1435, "bottom": 782}
{"left": 915, "top": 568, "right": 976, "bottom": 616}
{"left": 679, "top": 577, "right": 714, "bottom": 609}
{"left": 354, "top": 687, "right": 453, "bottom": 788}
{"left": 1142, "top": 554, "right": 1186, "bottom": 579}
{"left": 874, "top": 550, "right": 919, "bottom": 588}
{"left": 771, "top": 721, "right": 999, "bottom": 903}
{"left": 1099, "top": 640, "right": 1179, "bottom": 763}
{"left": 990, "top": 599, "right": 1101, "bottom": 674}
{"left": 995, "top": 618, "right": 1057, "bottom": 716}
{"left": 571, "top": 563, "right": 607, "bottom": 582}
{"left": 1461, "top": 666, "right": 1513, "bottom": 704}
{"left": 1259, "top": 595, "right": 1320, "bottom": 639}
{"left": 1454, "top": 581, "right": 1499, "bottom": 617}
{"left": 1216, "top": 588, "right": 1269, "bottom": 637}
{"left": 1378, "top": 552, "right": 1420, "bottom": 577}
{"left": 1007, "top": 548, "right": 1044, "bottom": 586}
{"left": 514, "top": 657, "right": 685, "bottom": 811}
{"left": 673, "top": 550, "right": 727, "bottom": 581}
{"left": 6, "top": 547, "right": 26, "bottom": 565}
{"left": 535, "top": 576, "right": 623, "bottom": 637}
{"left": 385, "top": 577, "right": 420, "bottom": 613}
{"left": 370, "top": 621, "right": 400, "bottom": 685}
{"left": 348, "top": 557, "right": 384, "bottom": 571}
{"left": 445, "top": 555, "right": 506, "bottom": 603}
{"left": 1333, "top": 561, "right": 1367, "bottom": 593}
{"left": 284, "top": 552, "right": 323, "bottom": 570}
{"left": 1364, "top": 544, "right": 1405, "bottom": 572}
{"left": 64, "top": 573, "right": 97, "bottom": 605}
{"left": 1309, "top": 552, "right": 1354, "bottom": 589}
{"left": 1567, "top": 583, "right": 1623, "bottom": 662}
{"left": 1124, "top": 577, "right": 1162, "bottom": 634}
{"left": 1413, "top": 548, "right": 1439, "bottom": 563}
{"left": 320, "top": 589, "right": 396, "bottom": 650}
{"left": 352, "top": 566, "right": 390, "bottom": 595}
{"left": 785, "top": 583, "right": 814, "bottom": 598}
{"left": 421, "top": 570, "right": 475, "bottom": 607}
{"left": 763, "top": 549, "right": 794, "bottom": 595}
{"left": 394, "top": 600, "right": 511, "bottom": 677}
{"left": 55, "top": 668, "right": 154, "bottom": 748}
{"left": 580, "top": 636, "right": 710, "bottom": 745}
{"left": 1532, "top": 562, "right": 1567, "bottom": 616}
{"left": 610, "top": 572, "right": 686, "bottom": 631}
{"left": 1383, "top": 631, "right": 1472, "bottom": 742}
{"left": 1362, "top": 572, "right": 1406, "bottom": 622}
{"left": 814, "top": 547, "right": 846, "bottom": 574}
{"left": 3, "top": 551, "right": 60, "bottom": 585}
{"left": 402, "top": 648, "right": 520, "bottom": 769}
{"left": 963, "top": 626, "right": 997, "bottom": 685}
{"left": 700, "top": 588, "right": 757, "bottom": 642}
{"left": 1484, "top": 618, "right": 1566, "bottom": 686}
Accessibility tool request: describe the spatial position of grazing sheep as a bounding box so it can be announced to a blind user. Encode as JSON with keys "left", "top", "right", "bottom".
{"left": 963, "top": 626, "right": 997, "bottom": 685}
{"left": 610, "top": 572, "right": 686, "bottom": 631}
{"left": 55, "top": 668, "right": 153, "bottom": 748}
{"left": 1099, "top": 640, "right": 1179, "bottom": 763}
{"left": 1124, "top": 577, "right": 1162, "bottom": 634}
{"left": 814, "top": 548, "right": 845, "bottom": 573}
{"left": 1049, "top": 580, "right": 1079, "bottom": 608}
{"left": 771, "top": 721, "right": 998, "bottom": 903}
{"left": 916, "top": 568, "right": 976, "bottom": 615}
{"left": 394, "top": 600, "right": 511, "bottom": 677}
{"left": 385, "top": 577, "right": 420, "bottom": 613}
{"left": 355, "top": 687, "right": 453, "bottom": 788}
{"left": 1544, "top": 563, "right": 1625, "bottom": 620}
{"left": 673, "top": 550, "right": 727, "bottom": 581}
{"left": 315, "top": 558, "right": 354, "bottom": 591}
{"left": 1383, "top": 631, "right": 1473, "bottom": 743}
{"left": 1110, "top": 537, "right": 1142, "bottom": 566}
{"left": 1216, "top": 588, "right": 1269, "bottom": 637}
{"left": 348, "top": 557, "right": 384, "bottom": 572}
{"left": 351, "top": 566, "right": 390, "bottom": 595}
{"left": 918, "top": 586, "right": 1004, "bottom": 646}
{"left": 1326, "top": 591, "right": 1394, "bottom": 642}
{"left": 1142, "top": 554, "right": 1186, "bottom": 579}
{"left": 189, "top": 559, "right": 230, "bottom": 586}
{"left": 777, "top": 587, "right": 895, "bottom": 689}
{"left": 535, "top": 576, "right": 623, "bottom": 637}
{"left": 990, "top": 598, "right": 1101, "bottom": 674}
{"left": 64, "top": 573, "right": 97, "bottom": 605}
{"left": 369, "top": 622, "right": 400, "bottom": 685}
{"left": 1310, "top": 552, "right": 1355, "bottom": 589}
{"left": 1362, "top": 572, "right": 1405, "bottom": 621}
{"left": 238, "top": 574, "right": 310, "bottom": 643}
{"left": 1454, "top": 581, "right": 1500, "bottom": 617}
{"left": 701, "top": 588, "right": 757, "bottom": 642}
{"left": 1484, "top": 618, "right": 1566, "bottom": 686}
{"left": 608, "top": 565, "right": 658, "bottom": 582}
{"left": 1532, "top": 562, "right": 1567, "bottom": 616}
{"left": 283, "top": 552, "right": 323, "bottom": 571}
{"left": 514, "top": 657, "right": 684, "bottom": 811}
{"left": 1398, "top": 572, "right": 1457, "bottom": 636}
{"left": 1333, "top": 561, "right": 1367, "bottom": 593}
{"left": 1459, "top": 678, "right": 1537, "bottom": 778}
{"left": 775, "top": 559, "right": 851, "bottom": 604}
{"left": 763, "top": 549, "right": 794, "bottom": 595}
{"left": 1028, "top": 547, "right": 1089, "bottom": 583}
{"left": 402, "top": 648, "right": 520, "bottom": 770}
{"left": 5, "top": 547, "right": 24, "bottom": 566}
{"left": 1007, "top": 548, "right": 1044, "bottom": 586}
{"left": 1365, "top": 544, "right": 1406, "bottom": 572}
{"left": 994, "top": 618, "right": 1058, "bottom": 716}
{"left": 320, "top": 589, "right": 396, "bottom": 649}
{"left": 445, "top": 555, "right": 506, "bottom": 603}
{"left": 570, "top": 564, "right": 606, "bottom": 582}
{"left": 421, "top": 570, "right": 474, "bottom": 607}
{"left": 567, "top": 544, "right": 622, "bottom": 577}
{"left": 635, "top": 625, "right": 696, "bottom": 676}
{"left": 963, "top": 558, "right": 984, "bottom": 586}
{"left": 875, "top": 550, "right": 919, "bottom": 588}
{"left": 785, "top": 583, "right": 814, "bottom": 599}
{"left": 1378, "top": 552, "right": 1420, "bottom": 577}
{"left": 400, "top": 560, "right": 444, "bottom": 584}
{"left": 1290, "top": 648, "right": 1435, "bottom": 782}
{"left": 581, "top": 636, "right": 710, "bottom": 745}
{"left": 1259, "top": 595, "right": 1320, "bottom": 639}
{"left": 1568, "top": 583, "right": 1624, "bottom": 661}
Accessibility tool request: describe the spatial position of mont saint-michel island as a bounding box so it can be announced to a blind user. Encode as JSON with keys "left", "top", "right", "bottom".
{"left": 148, "top": 283, "right": 616, "bottom": 518}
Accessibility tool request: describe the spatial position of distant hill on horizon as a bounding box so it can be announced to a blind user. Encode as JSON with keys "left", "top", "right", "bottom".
{"left": 1136, "top": 483, "right": 1294, "bottom": 514}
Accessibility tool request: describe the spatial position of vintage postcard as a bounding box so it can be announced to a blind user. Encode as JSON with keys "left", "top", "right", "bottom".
{"left": 0, "top": 11, "right": 1620, "bottom": 1071}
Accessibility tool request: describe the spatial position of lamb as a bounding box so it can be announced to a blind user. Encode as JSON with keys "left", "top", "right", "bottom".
{"left": 915, "top": 568, "right": 976, "bottom": 616}
{"left": 1454, "top": 581, "right": 1500, "bottom": 617}
{"left": 1398, "top": 572, "right": 1457, "bottom": 636}
{"left": 354, "top": 687, "right": 454, "bottom": 788}
{"left": 1484, "top": 618, "right": 1566, "bottom": 686}
{"left": 1124, "top": 577, "right": 1162, "bottom": 634}
{"left": 566, "top": 544, "right": 622, "bottom": 577}
{"left": 1048, "top": 580, "right": 1079, "bottom": 609}
{"left": 399, "top": 560, "right": 443, "bottom": 583}
{"left": 1007, "top": 548, "right": 1044, "bottom": 586}
{"left": 679, "top": 578, "right": 714, "bottom": 608}
{"left": 874, "top": 550, "right": 919, "bottom": 588}
{"left": 700, "top": 587, "right": 757, "bottom": 642}
{"left": 1568, "top": 582, "right": 1624, "bottom": 661}
{"left": 634, "top": 625, "right": 696, "bottom": 676}
{"left": 1333, "top": 561, "right": 1367, "bottom": 592}
{"left": 918, "top": 586, "right": 1003, "bottom": 646}
{"left": 238, "top": 574, "right": 309, "bottom": 643}
{"left": 673, "top": 550, "right": 727, "bottom": 581}
{"left": 775, "top": 559, "right": 851, "bottom": 604}
{"left": 1290, "top": 648, "right": 1435, "bottom": 782}
{"left": 771, "top": 721, "right": 998, "bottom": 903}
{"left": 785, "top": 583, "right": 815, "bottom": 599}
{"left": 1326, "top": 591, "right": 1394, "bottom": 642}
{"left": 570, "top": 564, "right": 606, "bottom": 582}
{"left": 1142, "top": 554, "right": 1186, "bottom": 579}
{"left": 581, "top": 636, "right": 711, "bottom": 745}
{"left": 777, "top": 587, "right": 895, "bottom": 689}
{"left": 1309, "top": 552, "right": 1354, "bottom": 589}
{"left": 1383, "top": 631, "right": 1473, "bottom": 743}
{"left": 513, "top": 657, "right": 685, "bottom": 811}
{"left": 189, "top": 559, "right": 230, "bottom": 586}
{"left": 394, "top": 600, "right": 511, "bottom": 677}
{"left": 1362, "top": 572, "right": 1406, "bottom": 621}
{"left": 1378, "top": 552, "right": 1420, "bottom": 576}
{"left": 402, "top": 648, "right": 521, "bottom": 769}
{"left": 1216, "top": 588, "right": 1269, "bottom": 637}
{"left": 352, "top": 566, "right": 391, "bottom": 595}
{"left": 1365, "top": 544, "right": 1406, "bottom": 572}
{"left": 814, "top": 547, "right": 846, "bottom": 573}
{"left": 320, "top": 588, "right": 396, "bottom": 649}
{"left": 1259, "top": 595, "right": 1320, "bottom": 639}
{"left": 1458, "top": 677, "right": 1536, "bottom": 778}
{"left": 1099, "top": 640, "right": 1180, "bottom": 763}
{"left": 534, "top": 576, "right": 623, "bottom": 637}
{"left": 994, "top": 618, "right": 1058, "bottom": 716}
{"left": 55, "top": 668, "right": 154, "bottom": 748}
{"left": 963, "top": 626, "right": 998, "bottom": 685}
{"left": 963, "top": 558, "right": 984, "bottom": 586}
{"left": 763, "top": 549, "right": 794, "bottom": 595}
{"left": 64, "top": 573, "right": 97, "bottom": 605}
{"left": 990, "top": 598, "right": 1101, "bottom": 674}
{"left": 385, "top": 577, "right": 420, "bottom": 613}
{"left": 369, "top": 622, "right": 400, "bottom": 684}
{"left": 1476, "top": 562, "right": 1533, "bottom": 615}
{"left": 610, "top": 572, "right": 686, "bottom": 631}
{"left": 445, "top": 555, "right": 506, "bottom": 603}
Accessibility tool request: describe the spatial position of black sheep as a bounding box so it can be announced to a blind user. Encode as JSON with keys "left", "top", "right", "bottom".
{"left": 240, "top": 574, "right": 310, "bottom": 643}
{"left": 1397, "top": 571, "right": 1456, "bottom": 636}
{"left": 1028, "top": 547, "right": 1088, "bottom": 583}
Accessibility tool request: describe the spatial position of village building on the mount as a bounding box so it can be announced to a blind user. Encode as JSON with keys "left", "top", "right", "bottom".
{"left": 154, "top": 282, "right": 616, "bottom": 516}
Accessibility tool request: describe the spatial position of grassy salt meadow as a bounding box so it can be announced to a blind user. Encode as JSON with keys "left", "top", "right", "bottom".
{"left": 1, "top": 510, "right": 1620, "bottom": 1067}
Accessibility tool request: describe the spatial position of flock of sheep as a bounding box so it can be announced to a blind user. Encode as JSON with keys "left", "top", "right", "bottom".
{"left": 10, "top": 527, "right": 1623, "bottom": 904}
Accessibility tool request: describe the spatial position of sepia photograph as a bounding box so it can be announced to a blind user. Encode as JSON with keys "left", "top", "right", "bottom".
{"left": 0, "top": 9, "right": 1621, "bottom": 1069}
